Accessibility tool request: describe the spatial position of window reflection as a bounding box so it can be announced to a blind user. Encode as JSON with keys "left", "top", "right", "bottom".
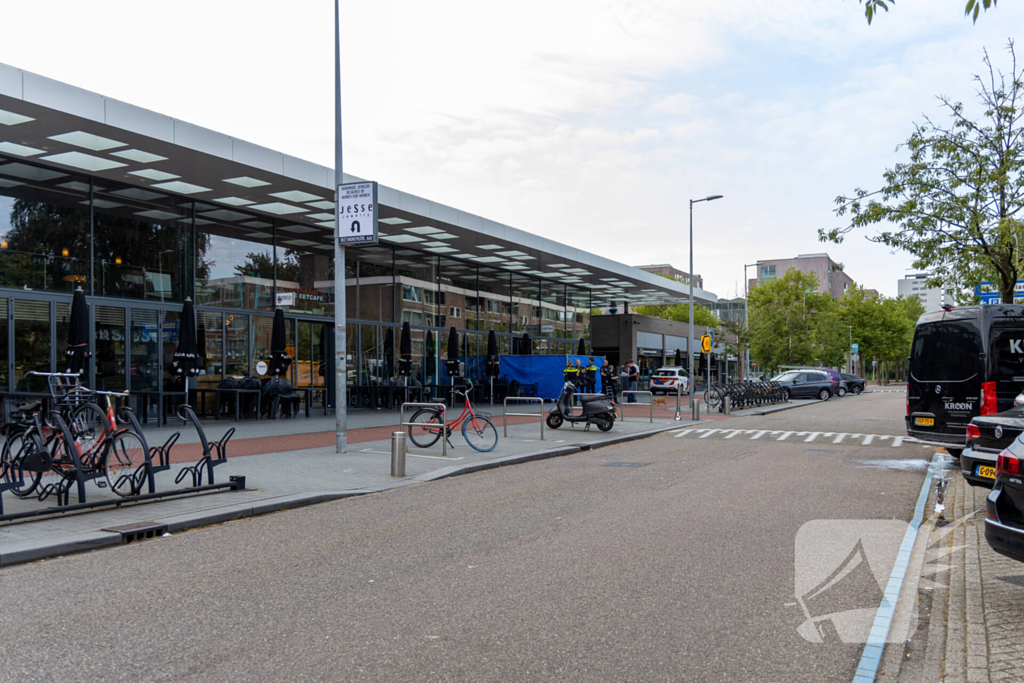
{"left": 197, "top": 230, "right": 273, "bottom": 311}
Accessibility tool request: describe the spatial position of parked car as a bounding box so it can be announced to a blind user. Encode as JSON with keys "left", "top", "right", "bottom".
{"left": 984, "top": 432, "right": 1024, "bottom": 562}
{"left": 650, "top": 367, "right": 689, "bottom": 395}
{"left": 907, "top": 304, "right": 1024, "bottom": 460}
{"left": 963, "top": 408, "right": 1024, "bottom": 488}
{"left": 771, "top": 370, "right": 834, "bottom": 401}
{"left": 840, "top": 373, "right": 866, "bottom": 395}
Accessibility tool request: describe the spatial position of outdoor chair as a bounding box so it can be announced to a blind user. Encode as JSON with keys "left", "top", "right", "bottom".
{"left": 507, "top": 379, "right": 521, "bottom": 398}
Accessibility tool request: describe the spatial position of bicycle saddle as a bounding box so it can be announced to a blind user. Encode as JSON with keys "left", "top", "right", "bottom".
{"left": 15, "top": 400, "right": 41, "bottom": 413}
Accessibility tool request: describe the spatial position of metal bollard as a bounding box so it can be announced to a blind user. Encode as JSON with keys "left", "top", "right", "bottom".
{"left": 691, "top": 397, "right": 700, "bottom": 421}
{"left": 391, "top": 431, "right": 406, "bottom": 477}
{"left": 723, "top": 396, "right": 731, "bottom": 415}
{"left": 674, "top": 385, "right": 683, "bottom": 421}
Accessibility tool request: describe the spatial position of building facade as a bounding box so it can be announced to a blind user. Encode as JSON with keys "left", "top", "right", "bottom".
{"left": 898, "top": 274, "right": 951, "bottom": 312}
{"left": 634, "top": 264, "right": 703, "bottom": 290}
{"left": 748, "top": 253, "right": 854, "bottom": 300}
{"left": 0, "top": 62, "right": 718, "bottom": 413}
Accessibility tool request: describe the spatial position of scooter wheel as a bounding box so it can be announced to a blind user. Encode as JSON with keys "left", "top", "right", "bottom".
{"left": 546, "top": 413, "right": 563, "bottom": 429}
{"left": 596, "top": 417, "right": 613, "bottom": 432}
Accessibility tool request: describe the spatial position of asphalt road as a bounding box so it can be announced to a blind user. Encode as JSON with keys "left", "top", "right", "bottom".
{"left": 0, "top": 392, "right": 929, "bottom": 682}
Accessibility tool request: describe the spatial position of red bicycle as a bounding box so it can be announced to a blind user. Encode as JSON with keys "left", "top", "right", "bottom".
{"left": 407, "top": 380, "right": 498, "bottom": 452}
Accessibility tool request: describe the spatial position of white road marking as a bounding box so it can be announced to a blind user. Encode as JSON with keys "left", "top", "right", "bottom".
{"left": 723, "top": 429, "right": 748, "bottom": 439}
{"left": 669, "top": 428, "right": 914, "bottom": 448}
{"left": 750, "top": 430, "right": 771, "bottom": 440}
{"left": 776, "top": 431, "right": 795, "bottom": 441}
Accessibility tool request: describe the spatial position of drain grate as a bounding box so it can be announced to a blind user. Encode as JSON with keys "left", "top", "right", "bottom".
{"left": 102, "top": 521, "right": 169, "bottom": 545}
{"left": 604, "top": 462, "right": 650, "bottom": 468}
{"left": 806, "top": 449, "right": 843, "bottom": 455}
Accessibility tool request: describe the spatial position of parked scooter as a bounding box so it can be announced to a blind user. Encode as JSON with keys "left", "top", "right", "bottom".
{"left": 546, "top": 381, "right": 615, "bottom": 432}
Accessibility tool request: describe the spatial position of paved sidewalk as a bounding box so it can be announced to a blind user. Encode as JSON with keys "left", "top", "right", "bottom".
{"left": 0, "top": 414, "right": 703, "bottom": 567}
{"left": 879, "top": 467, "right": 1024, "bottom": 682}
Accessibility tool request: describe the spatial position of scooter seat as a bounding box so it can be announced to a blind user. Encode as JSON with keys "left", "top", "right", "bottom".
{"left": 578, "top": 393, "right": 607, "bottom": 402}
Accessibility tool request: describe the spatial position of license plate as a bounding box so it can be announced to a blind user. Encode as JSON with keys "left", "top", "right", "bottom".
{"left": 976, "top": 465, "right": 996, "bottom": 480}
{"left": 915, "top": 417, "right": 934, "bottom": 426}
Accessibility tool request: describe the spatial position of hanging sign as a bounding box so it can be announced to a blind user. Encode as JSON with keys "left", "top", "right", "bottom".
{"left": 337, "top": 181, "right": 378, "bottom": 245}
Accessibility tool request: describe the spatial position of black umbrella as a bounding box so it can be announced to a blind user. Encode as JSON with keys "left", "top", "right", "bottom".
{"left": 577, "top": 338, "right": 586, "bottom": 355}
{"left": 445, "top": 326, "right": 460, "bottom": 376}
{"left": 675, "top": 348, "right": 683, "bottom": 367}
{"left": 522, "top": 332, "right": 532, "bottom": 356}
{"left": 64, "top": 286, "right": 90, "bottom": 375}
{"left": 398, "top": 322, "right": 412, "bottom": 376}
{"left": 383, "top": 327, "right": 395, "bottom": 379}
{"left": 269, "top": 308, "right": 291, "bottom": 377}
{"left": 172, "top": 297, "right": 200, "bottom": 377}
{"left": 425, "top": 330, "right": 436, "bottom": 381}
{"left": 485, "top": 330, "right": 499, "bottom": 377}
{"left": 318, "top": 323, "right": 328, "bottom": 380}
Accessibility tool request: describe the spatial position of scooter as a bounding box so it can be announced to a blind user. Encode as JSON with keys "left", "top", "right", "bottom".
{"left": 546, "top": 381, "right": 616, "bottom": 432}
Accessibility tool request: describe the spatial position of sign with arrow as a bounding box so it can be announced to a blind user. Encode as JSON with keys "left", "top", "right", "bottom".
{"left": 700, "top": 334, "right": 712, "bottom": 354}
{"left": 337, "top": 181, "right": 378, "bottom": 245}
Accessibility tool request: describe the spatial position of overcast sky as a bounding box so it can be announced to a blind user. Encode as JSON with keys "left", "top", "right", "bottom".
{"left": 2, "top": 0, "right": 1021, "bottom": 298}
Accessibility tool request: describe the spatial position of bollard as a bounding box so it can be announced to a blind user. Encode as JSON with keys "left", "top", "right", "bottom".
{"left": 691, "top": 397, "right": 700, "bottom": 421}
{"left": 723, "top": 396, "right": 731, "bottom": 415}
{"left": 674, "top": 385, "right": 683, "bottom": 421}
{"left": 391, "top": 431, "right": 406, "bottom": 477}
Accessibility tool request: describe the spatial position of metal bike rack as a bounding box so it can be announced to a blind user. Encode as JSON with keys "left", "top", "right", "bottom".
{"left": 620, "top": 391, "right": 654, "bottom": 423}
{"left": 674, "top": 384, "right": 684, "bottom": 421}
{"left": 400, "top": 402, "right": 448, "bottom": 458}
{"left": 503, "top": 397, "right": 544, "bottom": 440}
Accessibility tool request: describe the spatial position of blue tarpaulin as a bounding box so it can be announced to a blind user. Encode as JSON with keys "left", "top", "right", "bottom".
{"left": 500, "top": 355, "right": 604, "bottom": 399}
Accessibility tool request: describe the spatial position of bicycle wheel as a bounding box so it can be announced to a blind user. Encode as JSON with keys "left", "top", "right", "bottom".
{"left": 2, "top": 432, "right": 43, "bottom": 497}
{"left": 69, "top": 403, "right": 109, "bottom": 464}
{"left": 407, "top": 409, "right": 443, "bottom": 448}
{"left": 104, "top": 430, "right": 148, "bottom": 497}
{"left": 462, "top": 415, "right": 498, "bottom": 453}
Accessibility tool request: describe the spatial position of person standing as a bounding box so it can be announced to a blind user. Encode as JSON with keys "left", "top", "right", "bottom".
{"left": 564, "top": 359, "right": 577, "bottom": 387}
{"left": 600, "top": 360, "right": 613, "bottom": 399}
{"left": 584, "top": 357, "right": 598, "bottom": 393}
{"left": 627, "top": 360, "right": 639, "bottom": 402}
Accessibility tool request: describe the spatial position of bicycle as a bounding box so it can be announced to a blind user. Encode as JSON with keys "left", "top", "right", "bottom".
{"left": 1, "top": 399, "right": 52, "bottom": 498}
{"left": 407, "top": 380, "right": 498, "bottom": 452}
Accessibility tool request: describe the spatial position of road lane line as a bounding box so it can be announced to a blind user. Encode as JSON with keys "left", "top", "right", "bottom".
{"left": 698, "top": 429, "right": 720, "bottom": 438}
{"left": 776, "top": 432, "right": 795, "bottom": 441}
{"left": 802, "top": 432, "right": 822, "bottom": 443}
{"left": 891, "top": 437, "right": 904, "bottom": 448}
{"left": 833, "top": 433, "right": 850, "bottom": 444}
{"left": 750, "top": 430, "right": 770, "bottom": 440}
{"left": 673, "top": 430, "right": 694, "bottom": 438}
{"left": 862, "top": 434, "right": 877, "bottom": 445}
{"left": 723, "top": 430, "right": 748, "bottom": 439}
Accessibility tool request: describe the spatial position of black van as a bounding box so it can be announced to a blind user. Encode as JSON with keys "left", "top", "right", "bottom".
{"left": 907, "top": 304, "right": 1024, "bottom": 457}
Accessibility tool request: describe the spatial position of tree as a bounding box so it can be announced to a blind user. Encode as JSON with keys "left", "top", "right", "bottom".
{"left": 634, "top": 302, "right": 719, "bottom": 328}
{"left": 857, "top": 0, "right": 996, "bottom": 25}
{"left": 824, "top": 43, "right": 1024, "bottom": 305}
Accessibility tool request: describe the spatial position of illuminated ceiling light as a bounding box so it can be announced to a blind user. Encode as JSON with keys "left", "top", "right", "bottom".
{"left": 48, "top": 131, "right": 127, "bottom": 151}
{"left": 316, "top": 221, "right": 336, "bottom": 229}
{"left": 306, "top": 200, "right": 335, "bottom": 210}
{"left": 129, "top": 169, "right": 180, "bottom": 182}
{"left": 245, "top": 231, "right": 273, "bottom": 239}
{"left": 283, "top": 239, "right": 319, "bottom": 247}
{"left": 0, "top": 142, "right": 45, "bottom": 157}
{"left": 41, "top": 151, "right": 127, "bottom": 172}
{"left": 277, "top": 224, "right": 318, "bottom": 234}
{"left": 270, "top": 190, "right": 323, "bottom": 203}
{"left": 111, "top": 149, "right": 168, "bottom": 163}
{"left": 81, "top": 199, "right": 123, "bottom": 209}
{"left": 379, "top": 217, "right": 410, "bottom": 225}
{"left": 224, "top": 176, "right": 270, "bottom": 188}
{"left": 497, "top": 250, "right": 527, "bottom": 257}
{"left": 58, "top": 181, "right": 96, "bottom": 193}
{"left": 151, "top": 181, "right": 211, "bottom": 195}
{"left": 477, "top": 244, "right": 503, "bottom": 250}
{"left": 61, "top": 248, "right": 69, "bottom": 257}
{"left": 248, "top": 202, "right": 306, "bottom": 215}
{"left": 110, "top": 187, "right": 164, "bottom": 201}
{"left": 135, "top": 209, "right": 184, "bottom": 221}
{"left": 420, "top": 241, "right": 450, "bottom": 248}
{"left": 473, "top": 256, "right": 505, "bottom": 264}
{"left": 406, "top": 226, "right": 443, "bottom": 235}
{"left": 0, "top": 240, "right": 7, "bottom": 248}
{"left": 306, "top": 212, "right": 335, "bottom": 221}
{"left": 241, "top": 220, "right": 272, "bottom": 228}
{"left": 379, "top": 234, "right": 425, "bottom": 244}
{"left": 426, "top": 246, "right": 457, "bottom": 254}
{"left": 115, "top": 257, "right": 122, "bottom": 265}
{"left": 213, "top": 196, "right": 256, "bottom": 207}
{"left": 0, "top": 108, "right": 35, "bottom": 126}
{"left": 428, "top": 232, "right": 457, "bottom": 240}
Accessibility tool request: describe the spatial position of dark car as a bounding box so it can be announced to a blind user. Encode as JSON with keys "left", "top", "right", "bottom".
{"left": 985, "top": 434, "right": 1024, "bottom": 562}
{"left": 907, "top": 304, "right": 1024, "bottom": 460}
{"left": 840, "top": 373, "right": 866, "bottom": 395}
{"left": 963, "top": 408, "right": 1024, "bottom": 488}
{"left": 771, "top": 370, "right": 834, "bottom": 401}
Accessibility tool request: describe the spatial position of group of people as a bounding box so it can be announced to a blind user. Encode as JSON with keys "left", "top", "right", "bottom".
{"left": 564, "top": 358, "right": 641, "bottom": 403}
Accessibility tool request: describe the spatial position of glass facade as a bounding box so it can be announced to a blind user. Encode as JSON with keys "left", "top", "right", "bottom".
{"left": 0, "top": 154, "right": 609, "bottom": 411}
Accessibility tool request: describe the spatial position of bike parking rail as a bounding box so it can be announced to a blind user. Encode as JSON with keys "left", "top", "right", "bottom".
{"left": 400, "top": 401, "right": 448, "bottom": 458}
{"left": 503, "top": 397, "right": 544, "bottom": 440}
{"left": 620, "top": 391, "right": 654, "bottom": 423}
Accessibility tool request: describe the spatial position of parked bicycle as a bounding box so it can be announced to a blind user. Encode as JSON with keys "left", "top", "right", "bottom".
{"left": 407, "top": 380, "right": 498, "bottom": 452}
{"left": 0, "top": 399, "right": 53, "bottom": 498}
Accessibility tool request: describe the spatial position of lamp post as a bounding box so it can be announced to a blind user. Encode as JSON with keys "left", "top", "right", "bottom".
{"left": 333, "top": 0, "right": 348, "bottom": 453}
{"left": 688, "top": 195, "right": 723, "bottom": 413}
{"left": 742, "top": 263, "right": 756, "bottom": 380}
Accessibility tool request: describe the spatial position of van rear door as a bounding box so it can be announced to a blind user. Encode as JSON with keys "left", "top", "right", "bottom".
{"left": 908, "top": 317, "right": 984, "bottom": 440}
{"left": 989, "top": 325, "right": 1024, "bottom": 412}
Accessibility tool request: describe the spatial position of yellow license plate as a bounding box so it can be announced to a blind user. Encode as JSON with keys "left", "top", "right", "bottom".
{"left": 976, "top": 465, "right": 996, "bottom": 479}
{"left": 915, "top": 417, "right": 934, "bottom": 426}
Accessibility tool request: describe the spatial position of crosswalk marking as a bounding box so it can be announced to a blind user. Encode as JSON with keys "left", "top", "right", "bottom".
{"left": 672, "top": 428, "right": 909, "bottom": 448}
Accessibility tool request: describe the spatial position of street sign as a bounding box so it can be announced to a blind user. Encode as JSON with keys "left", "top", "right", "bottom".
{"left": 275, "top": 292, "right": 295, "bottom": 307}
{"left": 872, "top": 360, "right": 878, "bottom": 367}
{"left": 336, "top": 181, "right": 378, "bottom": 245}
{"left": 700, "top": 334, "right": 712, "bottom": 354}
{"left": 708, "top": 330, "right": 715, "bottom": 346}
{"left": 850, "top": 343, "right": 859, "bottom": 354}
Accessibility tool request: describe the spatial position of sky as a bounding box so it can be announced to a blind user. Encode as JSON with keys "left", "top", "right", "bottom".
{"left": 1, "top": 0, "right": 1021, "bottom": 299}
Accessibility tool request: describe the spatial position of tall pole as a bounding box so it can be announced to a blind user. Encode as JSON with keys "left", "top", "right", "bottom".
{"left": 688, "top": 200, "right": 694, "bottom": 411}
{"left": 743, "top": 263, "right": 755, "bottom": 380}
{"left": 333, "top": 0, "right": 348, "bottom": 453}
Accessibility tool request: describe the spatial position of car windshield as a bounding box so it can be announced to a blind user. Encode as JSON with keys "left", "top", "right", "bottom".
{"left": 653, "top": 370, "right": 675, "bottom": 376}
{"left": 774, "top": 372, "right": 800, "bottom": 382}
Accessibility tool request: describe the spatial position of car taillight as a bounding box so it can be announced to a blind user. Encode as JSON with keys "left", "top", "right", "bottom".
{"left": 966, "top": 423, "right": 981, "bottom": 440}
{"left": 997, "top": 450, "right": 1020, "bottom": 477}
{"left": 982, "top": 381, "right": 998, "bottom": 415}
{"left": 906, "top": 385, "right": 910, "bottom": 416}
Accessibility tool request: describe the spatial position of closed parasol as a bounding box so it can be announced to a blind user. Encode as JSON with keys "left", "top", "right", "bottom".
{"left": 172, "top": 297, "right": 200, "bottom": 377}
{"left": 269, "top": 308, "right": 292, "bottom": 377}
{"left": 64, "top": 286, "right": 90, "bottom": 375}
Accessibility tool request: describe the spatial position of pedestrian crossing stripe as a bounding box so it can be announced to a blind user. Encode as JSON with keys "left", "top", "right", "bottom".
{"left": 670, "top": 428, "right": 919, "bottom": 448}
{"left": 865, "top": 389, "right": 906, "bottom": 393}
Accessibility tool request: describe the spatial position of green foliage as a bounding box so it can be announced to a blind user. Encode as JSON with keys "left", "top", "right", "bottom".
{"left": 824, "top": 43, "right": 1024, "bottom": 305}
{"left": 857, "top": 0, "right": 995, "bottom": 24}
{"left": 840, "top": 286, "right": 923, "bottom": 368}
{"left": 634, "top": 302, "right": 718, "bottom": 328}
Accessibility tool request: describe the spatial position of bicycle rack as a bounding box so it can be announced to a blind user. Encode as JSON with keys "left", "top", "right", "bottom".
{"left": 502, "top": 397, "right": 544, "bottom": 440}
{"left": 175, "top": 404, "right": 234, "bottom": 487}
{"left": 400, "top": 402, "right": 448, "bottom": 458}
{"left": 118, "top": 406, "right": 165, "bottom": 495}
{"left": 619, "top": 391, "right": 654, "bottom": 423}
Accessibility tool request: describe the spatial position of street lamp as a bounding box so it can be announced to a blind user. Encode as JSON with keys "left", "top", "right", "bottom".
{"left": 743, "top": 262, "right": 757, "bottom": 380}
{"left": 689, "top": 194, "right": 723, "bottom": 414}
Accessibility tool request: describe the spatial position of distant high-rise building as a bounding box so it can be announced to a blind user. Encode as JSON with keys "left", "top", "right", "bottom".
{"left": 897, "top": 274, "right": 952, "bottom": 312}
{"left": 748, "top": 253, "right": 854, "bottom": 300}
{"left": 635, "top": 264, "right": 703, "bottom": 290}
